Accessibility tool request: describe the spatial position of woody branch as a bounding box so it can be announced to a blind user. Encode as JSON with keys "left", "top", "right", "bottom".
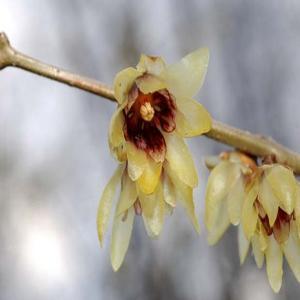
{"left": 1, "top": 32, "right": 300, "bottom": 174}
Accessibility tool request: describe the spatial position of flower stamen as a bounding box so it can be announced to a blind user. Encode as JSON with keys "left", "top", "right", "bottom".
{"left": 140, "top": 102, "right": 155, "bottom": 121}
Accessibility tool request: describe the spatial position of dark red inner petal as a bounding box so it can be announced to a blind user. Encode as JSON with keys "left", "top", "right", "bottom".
{"left": 152, "top": 91, "right": 176, "bottom": 132}
{"left": 258, "top": 207, "right": 293, "bottom": 243}
{"left": 124, "top": 88, "right": 176, "bottom": 159}
{"left": 260, "top": 214, "right": 273, "bottom": 236}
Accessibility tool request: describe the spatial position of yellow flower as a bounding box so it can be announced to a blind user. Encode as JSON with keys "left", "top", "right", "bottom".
{"left": 240, "top": 164, "right": 299, "bottom": 292}
{"left": 98, "top": 49, "right": 212, "bottom": 271}
{"left": 205, "top": 152, "right": 256, "bottom": 245}
{"left": 206, "top": 153, "right": 300, "bottom": 293}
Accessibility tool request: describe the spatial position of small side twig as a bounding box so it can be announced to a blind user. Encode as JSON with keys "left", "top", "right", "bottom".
{"left": 1, "top": 32, "right": 300, "bottom": 174}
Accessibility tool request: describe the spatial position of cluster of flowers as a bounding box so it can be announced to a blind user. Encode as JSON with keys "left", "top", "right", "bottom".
{"left": 97, "top": 49, "right": 211, "bottom": 271}
{"left": 205, "top": 151, "right": 300, "bottom": 292}
{"left": 96, "top": 48, "right": 299, "bottom": 293}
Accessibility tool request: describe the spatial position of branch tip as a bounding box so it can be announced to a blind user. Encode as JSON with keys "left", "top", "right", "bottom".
{"left": 0, "top": 32, "right": 13, "bottom": 69}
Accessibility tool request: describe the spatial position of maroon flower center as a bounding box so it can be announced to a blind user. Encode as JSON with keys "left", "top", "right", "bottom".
{"left": 256, "top": 200, "right": 293, "bottom": 243}
{"left": 124, "top": 86, "right": 176, "bottom": 162}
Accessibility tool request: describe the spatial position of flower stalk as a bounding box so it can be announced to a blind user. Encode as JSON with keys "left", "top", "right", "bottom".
{"left": 1, "top": 31, "right": 300, "bottom": 174}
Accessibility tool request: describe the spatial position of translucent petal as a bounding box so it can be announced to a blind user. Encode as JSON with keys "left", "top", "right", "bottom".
{"left": 135, "top": 74, "right": 166, "bottom": 94}
{"left": 165, "top": 203, "right": 174, "bottom": 216}
{"left": 163, "top": 172, "right": 176, "bottom": 208}
{"left": 142, "top": 183, "right": 165, "bottom": 238}
{"left": 238, "top": 225, "right": 250, "bottom": 264}
{"left": 266, "top": 164, "right": 296, "bottom": 214}
{"left": 137, "top": 158, "right": 162, "bottom": 194}
{"left": 164, "top": 132, "right": 198, "bottom": 188}
{"left": 205, "top": 161, "right": 240, "bottom": 230}
{"left": 126, "top": 142, "right": 147, "bottom": 181}
{"left": 116, "top": 172, "right": 137, "bottom": 215}
{"left": 114, "top": 67, "right": 142, "bottom": 104}
{"left": 165, "top": 163, "right": 200, "bottom": 233}
{"left": 241, "top": 180, "right": 259, "bottom": 240}
{"left": 136, "top": 54, "right": 166, "bottom": 76}
{"left": 138, "top": 185, "right": 160, "bottom": 218}
{"left": 283, "top": 222, "right": 300, "bottom": 282}
{"left": 265, "top": 235, "right": 283, "bottom": 293}
{"left": 258, "top": 176, "right": 279, "bottom": 226}
{"left": 163, "top": 48, "right": 209, "bottom": 98}
{"left": 108, "top": 102, "right": 127, "bottom": 162}
{"left": 227, "top": 176, "right": 245, "bottom": 225}
{"left": 252, "top": 233, "right": 264, "bottom": 268}
{"left": 175, "top": 97, "right": 212, "bottom": 137}
{"left": 110, "top": 207, "right": 135, "bottom": 271}
{"left": 97, "top": 165, "right": 124, "bottom": 246}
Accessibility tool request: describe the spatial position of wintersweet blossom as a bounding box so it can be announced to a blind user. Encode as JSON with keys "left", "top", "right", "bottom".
{"left": 97, "top": 49, "right": 212, "bottom": 271}
{"left": 240, "top": 163, "right": 299, "bottom": 292}
{"left": 205, "top": 152, "right": 300, "bottom": 292}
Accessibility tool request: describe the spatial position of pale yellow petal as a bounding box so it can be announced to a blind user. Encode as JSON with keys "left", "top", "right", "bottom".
{"left": 126, "top": 142, "right": 147, "bottom": 181}
{"left": 295, "top": 184, "right": 300, "bottom": 237}
{"left": 241, "top": 180, "right": 259, "bottom": 240}
{"left": 137, "top": 158, "right": 162, "bottom": 195}
{"left": 258, "top": 222, "right": 268, "bottom": 251}
{"left": 204, "top": 155, "right": 221, "bottom": 170}
{"left": 238, "top": 225, "right": 250, "bottom": 264}
{"left": 163, "top": 48, "right": 209, "bottom": 98}
{"left": 138, "top": 185, "right": 159, "bottom": 218}
{"left": 178, "top": 184, "right": 200, "bottom": 234}
{"left": 108, "top": 102, "right": 127, "bottom": 162}
{"left": 136, "top": 54, "right": 166, "bottom": 76}
{"left": 207, "top": 199, "right": 230, "bottom": 245}
{"left": 227, "top": 175, "right": 245, "bottom": 225}
{"left": 164, "top": 132, "right": 198, "bottom": 188}
{"left": 283, "top": 221, "right": 300, "bottom": 282}
{"left": 163, "top": 172, "right": 176, "bottom": 208}
{"left": 252, "top": 233, "right": 264, "bottom": 268}
{"left": 135, "top": 73, "right": 166, "bottom": 94}
{"left": 110, "top": 207, "right": 135, "bottom": 271}
{"left": 114, "top": 67, "right": 142, "bottom": 104}
{"left": 265, "top": 235, "right": 283, "bottom": 293}
{"left": 266, "top": 164, "right": 296, "bottom": 214}
{"left": 116, "top": 172, "right": 137, "bottom": 215}
{"left": 165, "top": 163, "right": 200, "bottom": 233}
{"left": 258, "top": 176, "right": 279, "bottom": 226}
{"left": 205, "top": 161, "right": 240, "bottom": 230}
{"left": 97, "top": 164, "right": 124, "bottom": 246}
{"left": 142, "top": 183, "right": 165, "bottom": 238}
{"left": 175, "top": 97, "right": 211, "bottom": 137}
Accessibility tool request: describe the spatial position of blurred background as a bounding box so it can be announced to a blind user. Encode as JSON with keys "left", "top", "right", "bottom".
{"left": 1, "top": 1, "right": 300, "bottom": 299}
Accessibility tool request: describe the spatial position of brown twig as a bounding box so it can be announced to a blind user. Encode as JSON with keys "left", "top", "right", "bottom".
{"left": 1, "top": 32, "right": 300, "bottom": 174}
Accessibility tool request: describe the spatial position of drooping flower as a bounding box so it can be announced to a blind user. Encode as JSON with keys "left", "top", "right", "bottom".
{"left": 98, "top": 49, "right": 212, "bottom": 271}
{"left": 205, "top": 152, "right": 300, "bottom": 292}
{"left": 205, "top": 151, "right": 257, "bottom": 245}
{"left": 240, "top": 163, "right": 299, "bottom": 292}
